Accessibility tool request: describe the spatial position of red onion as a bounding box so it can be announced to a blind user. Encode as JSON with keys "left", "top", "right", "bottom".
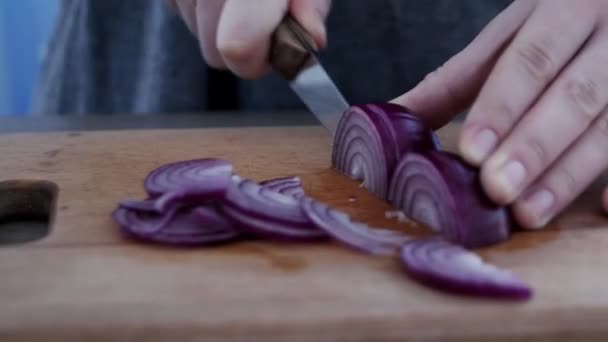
{"left": 224, "top": 175, "right": 310, "bottom": 226}
{"left": 261, "top": 176, "right": 305, "bottom": 198}
{"left": 331, "top": 103, "right": 440, "bottom": 199}
{"left": 118, "top": 199, "right": 157, "bottom": 212}
{"left": 301, "top": 196, "right": 411, "bottom": 255}
{"left": 192, "top": 206, "right": 234, "bottom": 228}
{"left": 220, "top": 205, "right": 327, "bottom": 241}
{"left": 388, "top": 150, "right": 511, "bottom": 248}
{"left": 144, "top": 159, "right": 233, "bottom": 212}
{"left": 400, "top": 237, "right": 532, "bottom": 300}
{"left": 113, "top": 205, "right": 240, "bottom": 246}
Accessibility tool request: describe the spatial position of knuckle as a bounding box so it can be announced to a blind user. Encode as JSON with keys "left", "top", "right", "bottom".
{"left": 514, "top": 38, "right": 556, "bottom": 82}
{"left": 565, "top": 77, "right": 603, "bottom": 123}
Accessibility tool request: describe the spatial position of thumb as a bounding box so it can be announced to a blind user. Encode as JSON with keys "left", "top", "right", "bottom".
{"left": 290, "top": 0, "right": 332, "bottom": 49}
{"left": 392, "top": 0, "right": 533, "bottom": 130}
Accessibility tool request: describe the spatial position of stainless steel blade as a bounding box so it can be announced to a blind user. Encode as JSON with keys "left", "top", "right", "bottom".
{"left": 270, "top": 16, "right": 350, "bottom": 136}
{"left": 288, "top": 56, "right": 350, "bottom": 135}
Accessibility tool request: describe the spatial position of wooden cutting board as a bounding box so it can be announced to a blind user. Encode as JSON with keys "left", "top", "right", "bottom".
{"left": 1, "top": 123, "right": 607, "bottom": 341}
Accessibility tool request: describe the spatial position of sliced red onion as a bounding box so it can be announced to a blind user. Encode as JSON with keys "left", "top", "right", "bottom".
{"left": 114, "top": 206, "right": 240, "bottom": 246}
{"left": 301, "top": 196, "right": 411, "bottom": 255}
{"left": 144, "top": 158, "right": 233, "bottom": 198}
{"left": 192, "top": 206, "right": 234, "bottom": 227}
{"left": 331, "top": 103, "right": 439, "bottom": 199}
{"left": 388, "top": 151, "right": 511, "bottom": 248}
{"left": 224, "top": 175, "right": 311, "bottom": 226}
{"left": 118, "top": 199, "right": 157, "bottom": 212}
{"left": 261, "top": 176, "right": 305, "bottom": 198}
{"left": 154, "top": 183, "right": 231, "bottom": 213}
{"left": 113, "top": 204, "right": 181, "bottom": 235}
{"left": 221, "top": 205, "right": 327, "bottom": 241}
{"left": 400, "top": 237, "right": 532, "bottom": 300}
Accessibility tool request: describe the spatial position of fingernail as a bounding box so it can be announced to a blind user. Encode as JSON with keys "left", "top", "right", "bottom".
{"left": 464, "top": 128, "right": 497, "bottom": 164}
{"left": 495, "top": 160, "right": 527, "bottom": 199}
{"left": 525, "top": 189, "right": 555, "bottom": 222}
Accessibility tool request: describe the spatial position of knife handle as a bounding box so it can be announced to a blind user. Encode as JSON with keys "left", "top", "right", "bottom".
{"left": 270, "top": 16, "right": 319, "bottom": 81}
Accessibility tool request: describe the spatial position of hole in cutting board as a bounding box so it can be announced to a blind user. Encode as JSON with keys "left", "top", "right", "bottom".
{"left": 0, "top": 180, "right": 59, "bottom": 246}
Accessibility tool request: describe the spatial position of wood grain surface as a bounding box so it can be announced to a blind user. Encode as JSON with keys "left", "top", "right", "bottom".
{"left": 0, "top": 123, "right": 607, "bottom": 341}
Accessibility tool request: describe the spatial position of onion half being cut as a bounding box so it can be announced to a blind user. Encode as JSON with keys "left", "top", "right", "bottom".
{"left": 388, "top": 150, "right": 511, "bottom": 248}
{"left": 331, "top": 103, "right": 440, "bottom": 199}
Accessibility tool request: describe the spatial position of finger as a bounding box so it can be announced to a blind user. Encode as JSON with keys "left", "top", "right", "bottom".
{"left": 194, "top": 0, "right": 227, "bottom": 69}
{"left": 216, "top": 0, "right": 290, "bottom": 79}
{"left": 290, "top": 0, "right": 332, "bottom": 49}
{"left": 512, "top": 109, "right": 608, "bottom": 229}
{"left": 481, "top": 28, "right": 608, "bottom": 204}
{"left": 392, "top": 0, "right": 535, "bottom": 129}
{"left": 175, "top": 0, "right": 198, "bottom": 35}
{"left": 460, "top": 0, "right": 597, "bottom": 166}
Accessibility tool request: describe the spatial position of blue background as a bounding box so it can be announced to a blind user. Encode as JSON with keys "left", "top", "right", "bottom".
{"left": 0, "top": 0, "right": 59, "bottom": 116}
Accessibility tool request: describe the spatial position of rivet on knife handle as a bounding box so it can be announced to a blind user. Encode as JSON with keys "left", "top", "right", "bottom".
{"left": 270, "top": 16, "right": 318, "bottom": 81}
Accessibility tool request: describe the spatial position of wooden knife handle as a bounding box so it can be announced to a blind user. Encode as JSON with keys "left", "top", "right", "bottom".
{"left": 269, "top": 16, "right": 319, "bottom": 81}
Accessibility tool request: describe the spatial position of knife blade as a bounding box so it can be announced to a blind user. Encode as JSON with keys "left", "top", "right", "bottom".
{"left": 270, "top": 16, "right": 350, "bottom": 136}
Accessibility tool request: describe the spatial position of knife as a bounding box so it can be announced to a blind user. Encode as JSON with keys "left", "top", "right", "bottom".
{"left": 269, "top": 16, "right": 350, "bottom": 136}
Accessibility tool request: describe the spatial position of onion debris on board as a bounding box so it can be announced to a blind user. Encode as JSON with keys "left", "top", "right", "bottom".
{"left": 112, "top": 103, "right": 532, "bottom": 301}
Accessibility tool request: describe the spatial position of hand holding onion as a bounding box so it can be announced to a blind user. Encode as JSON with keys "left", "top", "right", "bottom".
{"left": 165, "top": 0, "right": 332, "bottom": 79}
{"left": 395, "top": 0, "right": 608, "bottom": 229}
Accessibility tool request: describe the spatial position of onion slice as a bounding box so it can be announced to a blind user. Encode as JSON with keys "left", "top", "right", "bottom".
{"left": 224, "top": 175, "right": 310, "bottom": 226}
{"left": 113, "top": 204, "right": 180, "bottom": 235}
{"left": 144, "top": 158, "right": 233, "bottom": 195}
{"left": 114, "top": 206, "right": 240, "bottom": 246}
{"left": 301, "top": 196, "right": 411, "bottom": 255}
{"left": 192, "top": 206, "right": 234, "bottom": 228}
{"left": 400, "top": 237, "right": 532, "bottom": 300}
{"left": 221, "top": 205, "right": 327, "bottom": 241}
{"left": 332, "top": 103, "right": 440, "bottom": 199}
{"left": 388, "top": 150, "right": 511, "bottom": 248}
{"left": 118, "top": 199, "right": 157, "bottom": 212}
{"left": 261, "top": 176, "right": 305, "bottom": 198}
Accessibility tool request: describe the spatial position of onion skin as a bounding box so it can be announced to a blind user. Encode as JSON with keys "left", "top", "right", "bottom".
{"left": 361, "top": 103, "right": 441, "bottom": 153}
{"left": 389, "top": 150, "right": 511, "bottom": 249}
{"left": 332, "top": 103, "right": 440, "bottom": 199}
{"left": 400, "top": 237, "right": 532, "bottom": 300}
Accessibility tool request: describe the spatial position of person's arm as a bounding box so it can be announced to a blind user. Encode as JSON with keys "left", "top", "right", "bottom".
{"left": 165, "top": 0, "right": 332, "bottom": 79}
{"left": 394, "top": 0, "right": 608, "bottom": 230}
